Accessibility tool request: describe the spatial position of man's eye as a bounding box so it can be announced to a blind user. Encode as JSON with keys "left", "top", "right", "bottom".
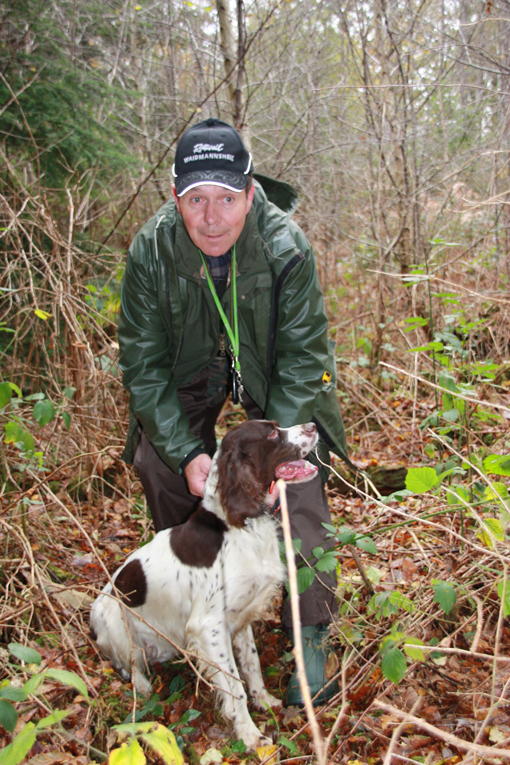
{"left": 224, "top": 196, "right": 234, "bottom": 203}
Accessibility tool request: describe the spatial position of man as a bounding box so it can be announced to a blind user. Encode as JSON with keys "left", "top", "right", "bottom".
{"left": 118, "top": 117, "right": 349, "bottom": 707}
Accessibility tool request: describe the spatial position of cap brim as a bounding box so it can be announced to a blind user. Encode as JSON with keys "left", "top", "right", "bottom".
{"left": 175, "top": 169, "right": 248, "bottom": 197}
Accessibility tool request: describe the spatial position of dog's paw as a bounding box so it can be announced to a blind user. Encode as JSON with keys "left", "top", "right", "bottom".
{"left": 252, "top": 690, "right": 282, "bottom": 711}
{"left": 132, "top": 667, "right": 152, "bottom": 697}
{"left": 235, "top": 720, "right": 268, "bottom": 751}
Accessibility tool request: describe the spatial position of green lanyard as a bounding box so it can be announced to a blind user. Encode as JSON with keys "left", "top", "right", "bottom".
{"left": 199, "top": 243, "right": 244, "bottom": 403}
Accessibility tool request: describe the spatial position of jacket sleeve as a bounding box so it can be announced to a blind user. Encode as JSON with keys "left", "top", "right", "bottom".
{"left": 118, "top": 227, "right": 203, "bottom": 473}
{"left": 264, "top": 232, "right": 333, "bottom": 427}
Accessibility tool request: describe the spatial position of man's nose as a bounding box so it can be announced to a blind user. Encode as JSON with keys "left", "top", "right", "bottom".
{"left": 204, "top": 201, "right": 219, "bottom": 225}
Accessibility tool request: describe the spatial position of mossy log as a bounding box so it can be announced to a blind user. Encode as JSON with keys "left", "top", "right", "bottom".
{"left": 329, "top": 462, "right": 407, "bottom": 496}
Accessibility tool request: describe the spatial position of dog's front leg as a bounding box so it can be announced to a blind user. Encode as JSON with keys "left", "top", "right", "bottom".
{"left": 233, "top": 625, "right": 281, "bottom": 711}
{"left": 186, "top": 613, "right": 267, "bottom": 749}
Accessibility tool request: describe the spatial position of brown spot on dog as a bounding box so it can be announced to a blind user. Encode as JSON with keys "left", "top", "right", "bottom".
{"left": 114, "top": 559, "right": 147, "bottom": 607}
{"left": 171, "top": 506, "right": 227, "bottom": 567}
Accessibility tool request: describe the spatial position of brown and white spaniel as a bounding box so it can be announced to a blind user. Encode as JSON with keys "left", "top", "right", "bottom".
{"left": 90, "top": 420, "right": 318, "bottom": 749}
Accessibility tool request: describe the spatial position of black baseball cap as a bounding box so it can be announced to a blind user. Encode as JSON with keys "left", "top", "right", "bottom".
{"left": 172, "top": 118, "right": 253, "bottom": 197}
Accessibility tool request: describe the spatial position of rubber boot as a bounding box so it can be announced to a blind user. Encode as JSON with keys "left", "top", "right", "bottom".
{"left": 285, "top": 625, "right": 339, "bottom": 707}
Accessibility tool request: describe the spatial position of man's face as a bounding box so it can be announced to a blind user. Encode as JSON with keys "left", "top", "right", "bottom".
{"left": 172, "top": 184, "right": 255, "bottom": 257}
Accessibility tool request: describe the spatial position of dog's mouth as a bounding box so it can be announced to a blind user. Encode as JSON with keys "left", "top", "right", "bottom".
{"left": 275, "top": 459, "right": 318, "bottom": 483}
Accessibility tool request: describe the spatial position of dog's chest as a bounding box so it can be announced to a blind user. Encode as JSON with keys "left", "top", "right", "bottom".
{"left": 221, "top": 517, "right": 285, "bottom": 618}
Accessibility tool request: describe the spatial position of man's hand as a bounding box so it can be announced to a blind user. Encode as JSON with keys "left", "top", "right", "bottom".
{"left": 184, "top": 453, "right": 212, "bottom": 498}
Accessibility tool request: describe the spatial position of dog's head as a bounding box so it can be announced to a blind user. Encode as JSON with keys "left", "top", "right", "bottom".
{"left": 215, "top": 420, "right": 318, "bottom": 527}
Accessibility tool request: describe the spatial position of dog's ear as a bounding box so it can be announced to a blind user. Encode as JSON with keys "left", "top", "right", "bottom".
{"left": 217, "top": 429, "right": 267, "bottom": 526}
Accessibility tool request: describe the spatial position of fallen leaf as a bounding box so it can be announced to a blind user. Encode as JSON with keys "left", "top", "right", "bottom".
{"left": 489, "top": 725, "right": 508, "bottom": 744}
{"left": 200, "top": 748, "right": 223, "bottom": 765}
{"left": 256, "top": 744, "right": 277, "bottom": 765}
{"left": 26, "top": 754, "right": 73, "bottom": 765}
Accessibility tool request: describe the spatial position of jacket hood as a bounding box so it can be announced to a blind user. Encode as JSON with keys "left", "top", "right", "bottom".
{"left": 253, "top": 174, "right": 298, "bottom": 216}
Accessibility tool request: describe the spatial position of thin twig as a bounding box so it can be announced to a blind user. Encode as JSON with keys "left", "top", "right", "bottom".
{"left": 372, "top": 699, "right": 510, "bottom": 759}
{"left": 278, "top": 480, "right": 326, "bottom": 765}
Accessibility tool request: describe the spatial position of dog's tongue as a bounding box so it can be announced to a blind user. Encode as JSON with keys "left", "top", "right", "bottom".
{"left": 275, "top": 460, "right": 317, "bottom": 482}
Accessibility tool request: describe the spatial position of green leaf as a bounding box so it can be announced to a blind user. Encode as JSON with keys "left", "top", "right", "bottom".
{"left": 368, "top": 592, "right": 394, "bottom": 619}
{"left": 381, "top": 647, "right": 407, "bottom": 683}
{"left": 354, "top": 535, "right": 378, "bottom": 554}
{"left": 483, "top": 455, "right": 510, "bottom": 477}
{"left": 484, "top": 482, "right": 509, "bottom": 501}
{"left": 36, "top": 709, "right": 70, "bottom": 729}
{"left": 109, "top": 738, "right": 146, "bottom": 765}
{"left": 33, "top": 399, "right": 55, "bottom": 427}
{"left": 432, "top": 581, "right": 456, "bottom": 614}
{"left": 446, "top": 485, "right": 470, "bottom": 506}
{"left": 366, "top": 566, "right": 383, "bottom": 585}
{"left": 497, "top": 580, "right": 510, "bottom": 618}
{"left": 405, "top": 467, "right": 439, "bottom": 493}
{"left": 336, "top": 526, "right": 357, "bottom": 545}
{"left": 44, "top": 668, "right": 89, "bottom": 701}
{"left": 23, "top": 673, "right": 46, "bottom": 695}
{"left": 178, "top": 709, "right": 201, "bottom": 725}
{"left": 8, "top": 644, "right": 42, "bottom": 665}
{"left": 315, "top": 552, "right": 338, "bottom": 573}
{"left": 477, "top": 517, "right": 505, "bottom": 548}
{"left": 409, "top": 341, "right": 444, "bottom": 353}
{"left": 4, "top": 423, "right": 35, "bottom": 454}
{"left": 34, "top": 309, "right": 51, "bottom": 321}
{"left": 390, "top": 591, "right": 414, "bottom": 613}
{"left": 0, "top": 722, "right": 37, "bottom": 765}
{"left": 438, "top": 375, "right": 457, "bottom": 393}
{"left": 0, "top": 686, "right": 27, "bottom": 702}
{"left": 278, "top": 736, "right": 299, "bottom": 754}
{"left": 312, "top": 546, "right": 325, "bottom": 559}
{"left": 63, "top": 386, "right": 76, "bottom": 400}
{"left": 230, "top": 740, "right": 247, "bottom": 754}
{"left": 367, "top": 591, "right": 413, "bottom": 619}
{"left": 61, "top": 411, "right": 71, "bottom": 431}
{"left": 442, "top": 408, "right": 459, "bottom": 422}
{"left": 24, "top": 393, "right": 45, "bottom": 401}
{"left": 0, "top": 382, "right": 13, "bottom": 409}
{"left": 382, "top": 488, "right": 414, "bottom": 504}
{"left": 442, "top": 392, "right": 454, "bottom": 410}
{"left": 0, "top": 699, "right": 18, "bottom": 733}
{"left": 8, "top": 383, "right": 22, "bottom": 397}
{"left": 296, "top": 567, "right": 315, "bottom": 594}
{"left": 436, "top": 467, "right": 466, "bottom": 484}
{"left": 141, "top": 724, "right": 184, "bottom": 765}
{"left": 403, "top": 316, "right": 429, "bottom": 331}
{"left": 403, "top": 637, "right": 426, "bottom": 662}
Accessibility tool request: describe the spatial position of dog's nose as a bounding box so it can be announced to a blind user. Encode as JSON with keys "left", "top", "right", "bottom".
{"left": 303, "top": 422, "right": 317, "bottom": 435}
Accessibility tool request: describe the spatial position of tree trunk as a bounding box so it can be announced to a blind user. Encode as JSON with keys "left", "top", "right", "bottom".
{"left": 215, "top": 0, "right": 251, "bottom": 148}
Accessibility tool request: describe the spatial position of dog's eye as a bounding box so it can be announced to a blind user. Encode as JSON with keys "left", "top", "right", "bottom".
{"left": 268, "top": 430, "right": 279, "bottom": 441}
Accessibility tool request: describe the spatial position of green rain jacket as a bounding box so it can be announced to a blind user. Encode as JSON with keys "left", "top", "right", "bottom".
{"left": 118, "top": 175, "right": 348, "bottom": 476}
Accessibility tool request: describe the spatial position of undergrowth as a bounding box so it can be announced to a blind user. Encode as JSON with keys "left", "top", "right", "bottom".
{"left": 1, "top": 165, "right": 510, "bottom": 763}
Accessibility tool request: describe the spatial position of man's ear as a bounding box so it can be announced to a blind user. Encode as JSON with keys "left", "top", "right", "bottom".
{"left": 172, "top": 185, "right": 181, "bottom": 212}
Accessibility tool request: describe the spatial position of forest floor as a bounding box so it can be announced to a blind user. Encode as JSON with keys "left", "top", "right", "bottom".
{"left": 1, "top": 384, "right": 510, "bottom": 765}
{"left": 1, "top": 256, "right": 510, "bottom": 764}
